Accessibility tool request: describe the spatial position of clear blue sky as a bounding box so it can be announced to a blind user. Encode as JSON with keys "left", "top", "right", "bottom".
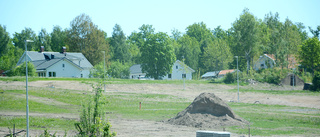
{"left": 1, "top": 0, "right": 319, "bottom": 38}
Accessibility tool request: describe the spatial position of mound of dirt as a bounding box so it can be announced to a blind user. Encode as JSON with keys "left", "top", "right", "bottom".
{"left": 167, "top": 92, "right": 247, "bottom": 128}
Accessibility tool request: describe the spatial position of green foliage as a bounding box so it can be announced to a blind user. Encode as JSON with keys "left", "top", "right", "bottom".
{"left": 311, "top": 71, "right": 320, "bottom": 91}
{"left": 36, "top": 28, "right": 52, "bottom": 51}
{"left": 50, "top": 25, "right": 67, "bottom": 52}
{"left": 299, "top": 37, "right": 320, "bottom": 73}
{"left": 75, "top": 83, "right": 116, "bottom": 137}
{"left": 7, "top": 61, "right": 36, "bottom": 77}
{"left": 176, "top": 35, "right": 200, "bottom": 71}
{"left": 12, "top": 28, "right": 37, "bottom": 51}
{"left": 108, "top": 61, "right": 130, "bottom": 78}
{"left": 238, "top": 68, "right": 289, "bottom": 84}
{"left": 0, "top": 25, "right": 10, "bottom": 58}
{"left": 0, "top": 44, "right": 24, "bottom": 71}
{"left": 66, "top": 13, "right": 109, "bottom": 66}
{"left": 90, "top": 61, "right": 106, "bottom": 78}
{"left": 110, "top": 24, "right": 130, "bottom": 63}
{"left": 140, "top": 32, "right": 176, "bottom": 79}
{"left": 223, "top": 72, "right": 235, "bottom": 84}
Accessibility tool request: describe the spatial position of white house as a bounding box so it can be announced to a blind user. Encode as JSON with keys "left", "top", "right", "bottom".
{"left": 129, "top": 60, "right": 195, "bottom": 80}
{"left": 253, "top": 54, "right": 276, "bottom": 71}
{"left": 16, "top": 47, "right": 93, "bottom": 78}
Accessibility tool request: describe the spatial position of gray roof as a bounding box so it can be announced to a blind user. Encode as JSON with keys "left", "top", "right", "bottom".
{"left": 201, "top": 71, "right": 220, "bottom": 78}
{"left": 18, "top": 51, "right": 93, "bottom": 70}
{"left": 130, "top": 64, "right": 143, "bottom": 74}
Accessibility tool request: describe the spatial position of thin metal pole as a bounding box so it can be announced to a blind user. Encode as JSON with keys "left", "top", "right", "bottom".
{"left": 25, "top": 40, "right": 29, "bottom": 137}
{"left": 237, "top": 56, "right": 239, "bottom": 103}
{"left": 182, "top": 56, "right": 185, "bottom": 90}
{"left": 102, "top": 51, "right": 106, "bottom": 92}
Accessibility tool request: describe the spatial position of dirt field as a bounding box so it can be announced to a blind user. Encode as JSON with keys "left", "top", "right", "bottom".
{"left": 1, "top": 80, "right": 320, "bottom": 136}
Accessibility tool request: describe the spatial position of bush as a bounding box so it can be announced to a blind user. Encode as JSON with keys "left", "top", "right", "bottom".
{"left": 311, "top": 71, "right": 320, "bottom": 91}
{"left": 7, "top": 62, "right": 36, "bottom": 77}
{"left": 224, "top": 72, "right": 235, "bottom": 84}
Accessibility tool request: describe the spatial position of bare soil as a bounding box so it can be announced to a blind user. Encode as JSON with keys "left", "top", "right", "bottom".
{"left": 1, "top": 80, "right": 320, "bottom": 137}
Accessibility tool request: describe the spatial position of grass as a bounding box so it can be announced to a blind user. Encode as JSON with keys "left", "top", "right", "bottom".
{"left": 1, "top": 79, "right": 320, "bottom": 136}
{"left": 228, "top": 103, "right": 320, "bottom": 136}
{"left": 0, "top": 116, "right": 77, "bottom": 130}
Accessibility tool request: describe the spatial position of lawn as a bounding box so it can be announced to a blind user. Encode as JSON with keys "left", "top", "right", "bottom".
{"left": 1, "top": 78, "right": 320, "bottom": 136}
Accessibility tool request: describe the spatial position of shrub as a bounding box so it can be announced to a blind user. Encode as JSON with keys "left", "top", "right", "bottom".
{"left": 311, "top": 71, "right": 320, "bottom": 91}
{"left": 224, "top": 72, "right": 235, "bottom": 84}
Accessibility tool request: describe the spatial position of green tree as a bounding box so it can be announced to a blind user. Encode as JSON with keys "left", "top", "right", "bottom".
{"left": 231, "top": 8, "right": 259, "bottom": 73}
{"left": 108, "top": 61, "right": 130, "bottom": 78}
{"left": 37, "top": 28, "right": 52, "bottom": 51}
{"left": 311, "top": 71, "right": 320, "bottom": 91}
{"left": 50, "top": 25, "right": 67, "bottom": 52}
{"left": 299, "top": 37, "right": 320, "bottom": 74}
{"left": 0, "top": 25, "right": 10, "bottom": 58}
{"left": 66, "top": 13, "right": 109, "bottom": 66}
{"left": 12, "top": 28, "right": 37, "bottom": 51}
{"left": 309, "top": 26, "right": 320, "bottom": 38}
{"left": 110, "top": 24, "right": 130, "bottom": 63}
{"left": 9, "top": 61, "right": 36, "bottom": 76}
{"left": 203, "top": 39, "right": 233, "bottom": 71}
{"left": 140, "top": 32, "right": 176, "bottom": 79}
{"left": 176, "top": 35, "right": 200, "bottom": 71}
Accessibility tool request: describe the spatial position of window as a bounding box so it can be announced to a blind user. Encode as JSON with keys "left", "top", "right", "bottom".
{"left": 62, "top": 64, "right": 65, "bottom": 68}
{"left": 261, "top": 64, "right": 264, "bottom": 67}
{"left": 53, "top": 72, "right": 56, "bottom": 77}
{"left": 182, "top": 74, "right": 186, "bottom": 78}
{"left": 49, "top": 72, "right": 56, "bottom": 77}
{"left": 81, "top": 74, "right": 83, "bottom": 78}
{"left": 176, "top": 66, "right": 178, "bottom": 69}
{"left": 168, "top": 74, "right": 172, "bottom": 78}
{"left": 49, "top": 72, "right": 52, "bottom": 77}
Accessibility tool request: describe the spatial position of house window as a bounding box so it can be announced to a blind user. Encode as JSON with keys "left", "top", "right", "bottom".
{"left": 176, "top": 66, "right": 178, "bottom": 69}
{"left": 49, "top": 72, "right": 56, "bottom": 77}
{"left": 81, "top": 74, "right": 83, "bottom": 78}
{"left": 168, "top": 74, "right": 172, "bottom": 78}
{"left": 62, "top": 64, "right": 65, "bottom": 68}
{"left": 182, "top": 74, "right": 186, "bottom": 78}
{"left": 261, "top": 64, "right": 264, "bottom": 67}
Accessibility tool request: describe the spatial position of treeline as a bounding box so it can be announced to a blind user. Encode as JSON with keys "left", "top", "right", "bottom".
{"left": 0, "top": 8, "right": 320, "bottom": 79}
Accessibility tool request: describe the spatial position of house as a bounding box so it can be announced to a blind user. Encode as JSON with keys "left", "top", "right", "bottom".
{"left": 16, "top": 46, "right": 93, "bottom": 78}
{"left": 129, "top": 60, "right": 195, "bottom": 80}
{"left": 218, "top": 69, "right": 236, "bottom": 78}
{"left": 254, "top": 54, "right": 299, "bottom": 71}
{"left": 254, "top": 54, "right": 276, "bottom": 71}
{"left": 201, "top": 71, "right": 220, "bottom": 79}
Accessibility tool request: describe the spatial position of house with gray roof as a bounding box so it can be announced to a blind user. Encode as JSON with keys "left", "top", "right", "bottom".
{"left": 16, "top": 47, "right": 93, "bottom": 78}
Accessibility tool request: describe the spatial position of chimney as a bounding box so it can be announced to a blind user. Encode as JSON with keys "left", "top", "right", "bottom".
{"left": 40, "top": 46, "right": 44, "bottom": 53}
{"left": 61, "top": 47, "right": 66, "bottom": 54}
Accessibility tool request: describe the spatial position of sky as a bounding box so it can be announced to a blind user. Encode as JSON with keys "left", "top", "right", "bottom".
{"left": 1, "top": 0, "right": 319, "bottom": 38}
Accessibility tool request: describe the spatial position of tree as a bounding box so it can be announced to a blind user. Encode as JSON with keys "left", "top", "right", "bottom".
{"left": 309, "top": 26, "right": 320, "bottom": 38}
{"left": 231, "top": 8, "right": 259, "bottom": 73}
{"left": 203, "top": 39, "right": 233, "bottom": 72}
{"left": 140, "top": 32, "right": 176, "bottom": 79}
{"left": 299, "top": 37, "right": 320, "bottom": 74}
{"left": 51, "top": 25, "right": 67, "bottom": 52}
{"left": 66, "top": 13, "right": 109, "bottom": 66}
{"left": 176, "top": 35, "right": 200, "bottom": 71}
{"left": 12, "top": 28, "right": 37, "bottom": 51}
{"left": 0, "top": 25, "right": 10, "bottom": 58}
{"left": 37, "top": 28, "right": 52, "bottom": 51}
{"left": 110, "top": 24, "right": 130, "bottom": 63}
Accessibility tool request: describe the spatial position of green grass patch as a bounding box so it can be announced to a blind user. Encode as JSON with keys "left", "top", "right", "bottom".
{"left": 228, "top": 103, "right": 320, "bottom": 136}
{"left": 229, "top": 88, "right": 320, "bottom": 95}
{"left": 105, "top": 92, "right": 190, "bottom": 121}
{"left": 0, "top": 116, "right": 77, "bottom": 130}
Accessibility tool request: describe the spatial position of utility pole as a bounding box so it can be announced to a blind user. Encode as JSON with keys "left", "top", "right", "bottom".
{"left": 182, "top": 56, "right": 185, "bottom": 90}
{"left": 25, "top": 40, "right": 33, "bottom": 137}
{"left": 102, "top": 51, "right": 106, "bottom": 92}
{"left": 235, "top": 56, "right": 239, "bottom": 102}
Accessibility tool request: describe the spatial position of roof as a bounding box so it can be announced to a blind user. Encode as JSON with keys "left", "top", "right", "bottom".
{"left": 265, "top": 54, "right": 276, "bottom": 60}
{"left": 218, "top": 69, "right": 235, "bottom": 75}
{"left": 18, "top": 51, "right": 93, "bottom": 70}
{"left": 261, "top": 54, "right": 299, "bottom": 69}
{"left": 175, "top": 60, "right": 195, "bottom": 72}
{"left": 130, "top": 64, "right": 143, "bottom": 74}
{"left": 201, "top": 71, "right": 220, "bottom": 78}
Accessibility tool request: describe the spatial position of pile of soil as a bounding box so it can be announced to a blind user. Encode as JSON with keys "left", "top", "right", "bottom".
{"left": 167, "top": 92, "right": 247, "bottom": 128}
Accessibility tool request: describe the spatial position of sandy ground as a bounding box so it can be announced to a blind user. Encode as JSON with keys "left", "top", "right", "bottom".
{"left": 1, "top": 80, "right": 320, "bottom": 136}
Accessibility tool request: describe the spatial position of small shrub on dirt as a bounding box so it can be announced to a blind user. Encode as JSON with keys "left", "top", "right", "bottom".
{"left": 224, "top": 72, "right": 235, "bottom": 84}
{"left": 311, "top": 71, "right": 320, "bottom": 91}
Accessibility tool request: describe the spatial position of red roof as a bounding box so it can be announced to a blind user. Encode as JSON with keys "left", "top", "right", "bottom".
{"left": 218, "top": 69, "right": 235, "bottom": 75}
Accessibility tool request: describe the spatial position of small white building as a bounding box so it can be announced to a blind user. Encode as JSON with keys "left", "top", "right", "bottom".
{"left": 253, "top": 54, "right": 276, "bottom": 71}
{"left": 129, "top": 60, "right": 195, "bottom": 80}
{"left": 16, "top": 47, "right": 93, "bottom": 78}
